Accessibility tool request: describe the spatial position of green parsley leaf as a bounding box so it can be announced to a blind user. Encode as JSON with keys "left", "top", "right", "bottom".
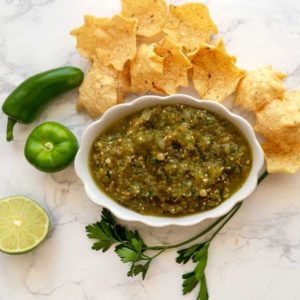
{"left": 91, "top": 240, "right": 114, "bottom": 252}
{"left": 176, "top": 243, "right": 206, "bottom": 264}
{"left": 182, "top": 272, "right": 198, "bottom": 294}
{"left": 180, "top": 242, "right": 210, "bottom": 297}
{"left": 86, "top": 223, "right": 107, "bottom": 240}
{"left": 86, "top": 208, "right": 152, "bottom": 279}
{"left": 86, "top": 222, "right": 115, "bottom": 252}
{"left": 127, "top": 261, "right": 151, "bottom": 279}
{"left": 131, "top": 238, "right": 143, "bottom": 254}
{"left": 198, "top": 275, "right": 209, "bottom": 300}
{"left": 86, "top": 208, "right": 147, "bottom": 253}
{"left": 115, "top": 245, "right": 139, "bottom": 263}
{"left": 193, "top": 243, "right": 209, "bottom": 263}
{"left": 194, "top": 258, "right": 207, "bottom": 281}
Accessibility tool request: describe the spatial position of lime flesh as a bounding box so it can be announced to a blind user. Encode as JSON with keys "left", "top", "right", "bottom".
{"left": 0, "top": 196, "right": 50, "bottom": 254}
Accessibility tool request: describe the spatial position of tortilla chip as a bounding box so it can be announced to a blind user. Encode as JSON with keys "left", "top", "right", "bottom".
{"left": 235, "top": 66, "right": 287, "bottom": 112}
{"left": 130, "top": 44, "right": 164, "bottom": 94}
{"left": 154, "top": 37, "right": 192, "bottom": 94}
{"left": 117, "top": 61, "right": 131, "bottom": 103}
{"left": 255, "top": 90, "right": 300, "bottom": 151}
{"left": 255, "top": 90, "right": 300, "bottom": 173}
{"left": 71, "top": 15, "right": 136, "bottom": 71}
{"left": 262, "top": 141, "right": 300, "bottom": 174}
{"left": 77, "top": 62, "right": 118, "bottom": 117}
{"left": 163, "top": 3, "right": 218, "bottom": 53}
{"left": 71, "top": 15, "right": 109, "bottom": 61}
{"left": 121, "top": 0, "right": 167, "bottom": 37}
{"left": 190, "top": 39, "right": 245, "bottom": 101}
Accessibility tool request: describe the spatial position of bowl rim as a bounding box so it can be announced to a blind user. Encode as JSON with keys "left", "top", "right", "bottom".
{"left": 75, "top": 94, "right": 265, "bottom": 227}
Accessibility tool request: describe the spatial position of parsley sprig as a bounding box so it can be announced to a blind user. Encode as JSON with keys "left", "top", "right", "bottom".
{"left": 86, "top": 171, "right": 268, "bottom": 300}
{"left": 86, "top": 208, "right": 152, "bottom": 278}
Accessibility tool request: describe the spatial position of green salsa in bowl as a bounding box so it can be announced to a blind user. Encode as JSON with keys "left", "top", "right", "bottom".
{"left": 75, "top": 95, "right": 264, "bottom": 227}
{"left": 89, "top": 105, "right": 252, "bottom": 216}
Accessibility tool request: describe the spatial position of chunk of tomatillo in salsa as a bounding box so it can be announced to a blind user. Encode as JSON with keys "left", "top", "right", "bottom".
{"left": 89, "top": 105, "right": 252, "bottom": 216}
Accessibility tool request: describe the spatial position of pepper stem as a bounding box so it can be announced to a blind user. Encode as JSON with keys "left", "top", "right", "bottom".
{"left": 6, "top": 117, "right": 17, "bottom": 142}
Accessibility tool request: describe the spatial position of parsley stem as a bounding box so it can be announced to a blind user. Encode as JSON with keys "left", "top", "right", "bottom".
{"left": 147, "top": 171, "right": 269, "bottom": 251}
{"left": 147, "top": 211, "right": 232, "bottom": 250}
{"left": 258, "top": 170, "right": 268, "bottom": 184}
{"left": 208, "top": 169, "right": 269, "bottom": 242}
{"left": 208, "top": 202, "right": 242, "bottom": 242}
{"left": 151, "top": 249, "right": 166, "bottom": 259}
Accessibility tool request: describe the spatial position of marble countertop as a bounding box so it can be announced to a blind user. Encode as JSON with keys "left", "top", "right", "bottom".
{"left": 1, "top": 0, "right": 300, "bottom": 299}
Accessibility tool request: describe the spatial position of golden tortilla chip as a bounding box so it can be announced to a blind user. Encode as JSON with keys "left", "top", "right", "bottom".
{"left": 255, "top": 90, "right": 300, "bottom": 151}
{"left": 154, "top": 37, "right": 192, "bottom": 94}
{"left": 71, "top": 15, "right": 109, "bottom": 61}
{"left": 95, "top": 15, "right": 136, "bottom": 71}
{"left": 71, "top": 15, "right": 136, "bottom": 71}
{"left": 190, "top": 39, "right": 245, "bottom": 101}
{"left": 262, "top": 142, "right": 300, "bottom": 174}
{"left": 117, "top": 61, "right": 131, "bottom": 103}
{"left": 121, "top": 0, "right": 167, "bottom": 37}
{"left": 255, "top": 90, "right": 300, "bottom": 173}
{"left": 77, "top": 62, "right": 118, "bottom": 117}
{"left": 163, "top": 3, "right": 218, "bottom": 53}
{"left": 130, "top": 44, "right": 164, "bottom": 94}
{"left": 235, "top": 66, "right": 287, "bottom": 112}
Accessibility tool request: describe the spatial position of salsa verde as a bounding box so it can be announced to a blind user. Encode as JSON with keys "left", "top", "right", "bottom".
{"left": 90, "top": 104, "right": 252, "bottom": 216}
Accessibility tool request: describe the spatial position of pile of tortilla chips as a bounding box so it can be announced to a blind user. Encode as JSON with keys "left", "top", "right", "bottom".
{"left": 71, "top": 0, "right": 245, "bottom": 116}
{"left": 235, "top": 66, "right": 300, "bottom": 174}
{"left": 71, "top": 0, "right": 300, "bottom": 174}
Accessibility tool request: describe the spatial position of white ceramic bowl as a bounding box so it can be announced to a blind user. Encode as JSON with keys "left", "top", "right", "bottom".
{"left": 75, "top": 94, "right": 264, "bottom": 227}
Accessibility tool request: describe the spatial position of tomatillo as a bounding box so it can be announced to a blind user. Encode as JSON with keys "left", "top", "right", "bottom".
{"left": 24, "top": 122, "right": 79, "bottom": 173}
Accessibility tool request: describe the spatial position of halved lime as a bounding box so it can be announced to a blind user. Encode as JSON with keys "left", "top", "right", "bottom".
{"left": 0, "top": 196, "right": 50, "bottom": 254}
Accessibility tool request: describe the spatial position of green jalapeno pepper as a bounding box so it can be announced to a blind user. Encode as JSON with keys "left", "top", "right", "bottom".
{"left": 2, "top": 66, "right": 84, "bottom": 141}
{"left": 24, "top": 122, "right": 79, "bottom": 173}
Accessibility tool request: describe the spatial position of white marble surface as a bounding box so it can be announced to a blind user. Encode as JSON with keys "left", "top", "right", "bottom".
{"left": 0, "top": 0, "right": 300, "bottom": 299}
